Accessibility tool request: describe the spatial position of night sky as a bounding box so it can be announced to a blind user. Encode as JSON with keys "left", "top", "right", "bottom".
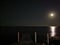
{"left": 1, "top": 0, "right": 60, "bottom": 26}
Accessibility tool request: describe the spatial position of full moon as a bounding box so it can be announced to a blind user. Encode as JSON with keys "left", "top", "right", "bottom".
{"left": 50, "top": 13, "right": 54, "bottom": 17}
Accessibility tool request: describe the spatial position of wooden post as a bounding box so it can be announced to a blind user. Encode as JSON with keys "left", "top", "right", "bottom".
{"left": 18, "top": 32, "right": 19, "bottom": 44}
{"left": 47, "top": 33, "right": 49, "bottom": 45}
{"left": 35, "top": 32, "right": 37, "bottom": 44}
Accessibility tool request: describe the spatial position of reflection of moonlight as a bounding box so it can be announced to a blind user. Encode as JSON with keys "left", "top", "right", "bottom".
{"left": 50, "top": 26, "right": 56, "bottom": 37}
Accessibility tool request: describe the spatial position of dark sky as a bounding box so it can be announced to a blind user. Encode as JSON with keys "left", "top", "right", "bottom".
{"left": 1, "top": 0, "right": 60, "bottom": 26}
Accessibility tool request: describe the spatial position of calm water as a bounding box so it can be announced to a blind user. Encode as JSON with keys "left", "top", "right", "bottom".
{"left": 0, "top": 26, "right": 60, "bottom": 45}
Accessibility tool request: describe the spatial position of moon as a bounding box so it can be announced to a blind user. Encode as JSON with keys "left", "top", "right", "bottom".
{"left": 50, "top": 13, "right": 54, "bottom": 17}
